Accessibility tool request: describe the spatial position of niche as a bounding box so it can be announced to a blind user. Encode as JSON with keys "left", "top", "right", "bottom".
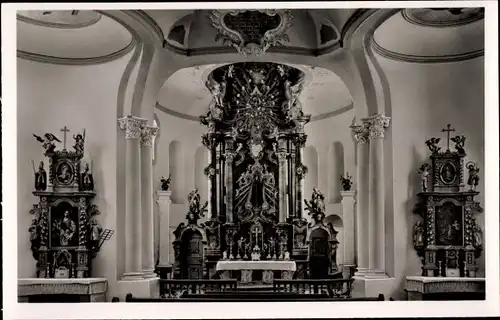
{"left": 169, "top": 141, "right": 185, "bottom": 204}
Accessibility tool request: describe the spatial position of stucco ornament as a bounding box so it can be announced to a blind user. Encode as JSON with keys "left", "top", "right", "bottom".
{"left": 210, "top": 9, "right": 293, "bottom": 56}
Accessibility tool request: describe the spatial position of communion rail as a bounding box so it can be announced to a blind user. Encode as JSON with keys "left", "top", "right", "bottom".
{"left": 272, "top": 279, "right": 355, "bottom": 298}
{"left": 125, "top": 292, "right": 385, "bottom": 302}
{"left": 159, "top": 279, "right": 238, "bottom": 298}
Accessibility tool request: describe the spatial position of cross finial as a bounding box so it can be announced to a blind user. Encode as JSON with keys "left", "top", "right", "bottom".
{"left": 60, "top": 126, "right": 70, "bottom": 150}
{"left": 441, "top": 124, "right": 455, "bottom": 151}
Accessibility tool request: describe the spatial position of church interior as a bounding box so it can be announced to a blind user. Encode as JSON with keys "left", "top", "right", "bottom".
{"left": 14, "top": 7, "right": 489, "bottom": 303}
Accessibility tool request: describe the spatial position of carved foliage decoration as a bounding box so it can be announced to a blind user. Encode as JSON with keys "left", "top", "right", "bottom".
{"left": 210, "top": 10, "right": 293, "bottom": 56}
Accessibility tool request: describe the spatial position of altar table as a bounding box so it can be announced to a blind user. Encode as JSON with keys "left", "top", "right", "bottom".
{"left": 404, "top": 276, "right": 485, "bottom": 300}
{"left": 216, "top": 261, "right": 296, "bottom": 284}
{"left": 18, "top": 278, "right": 108, "bottom": 302}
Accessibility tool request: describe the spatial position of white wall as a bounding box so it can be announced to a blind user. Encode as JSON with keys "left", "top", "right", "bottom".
{"left": 17, "top": 53, "right": 132, "bottom": 299}
{"left": 376, "top": 56, "right": 485, "bottom": 298}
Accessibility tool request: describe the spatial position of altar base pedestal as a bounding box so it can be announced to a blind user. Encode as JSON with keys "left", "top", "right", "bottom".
{"left": 404, "top": 276, "right": 485, "bottom": 300}
{"left": 18, "top": 278, "right": 108, "bottom": 302}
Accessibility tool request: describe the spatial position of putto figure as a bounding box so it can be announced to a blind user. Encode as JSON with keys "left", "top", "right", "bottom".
{"left": 33, "top": 133, "right": 62, "bottom": 154}
{"left": 73, "top": 130, "right": 85, "bottom": 155}
{"left": 466, "top": 161, "right": 480, "bottom": 191}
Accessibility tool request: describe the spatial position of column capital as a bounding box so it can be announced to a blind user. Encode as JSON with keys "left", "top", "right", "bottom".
{"left": 363, "top": 114, "right": 391, "bottom": 139}
{"left": 277, "top": 152, "right": 289, "bottom": 162}
{"left": 351, "top": 124, "right": 370, "bottom": 145}
{"left": 157, "top": 190, "right": 172, "bottom": 203}
{"left": 118, "top": 115, "right": 147, "bottom": 139}
{"left": 140, "top": 126, "right": 159, "bottom": 147}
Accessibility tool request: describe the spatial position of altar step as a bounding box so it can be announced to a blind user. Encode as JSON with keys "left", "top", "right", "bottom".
{"left": 234, "top": 284, "right": 275, "bottom": 291}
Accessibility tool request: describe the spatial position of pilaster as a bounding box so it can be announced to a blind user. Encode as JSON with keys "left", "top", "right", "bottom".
{"left": 157, "top": 191, "right": 173, "bottom": 268}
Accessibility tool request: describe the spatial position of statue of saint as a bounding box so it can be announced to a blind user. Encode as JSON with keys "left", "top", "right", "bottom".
{"left": 33, "top": 160, "right": 47, "bottom": 191}
{"left": 412, "top": 220, "right": 424, "bottom": 248}
{"left": 29, "top": 219, "right": 39, "bottom": 241}
{"left": 472, "top": 222, "right": 483, "bottom": 249}
{"left": 81, "top": 163, "right": 94, "bottom": 191}
{"left": 312, "top": 187, "right": 326, "bottom": 214}
{"left": 90, "top": 219, "right": 102, "bottom": 242}
{"left": 466, "top": 162, "right": 480, "bottom": 191}
{"left": 237, "top": 237, "right": 246, "bottom": 258}
{"left": 418, "top": 163, "right": 431, "bottom": 192}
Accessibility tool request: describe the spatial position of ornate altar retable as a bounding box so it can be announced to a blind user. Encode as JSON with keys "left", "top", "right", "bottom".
{"left": 407, "top": 125, "right": 484, "bottom": 300}
{"left": 170, "top": 62, "right": 340, "bottom": 282}
{"left": 27, "top": 128, "right": 111, "bottom": 280}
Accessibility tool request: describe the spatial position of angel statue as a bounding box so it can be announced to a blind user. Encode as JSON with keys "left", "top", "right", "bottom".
{"left": 283, "top": 79, "right": 304, "bottom": 119}
{"left": 466, "top": 162, "right": 480, "bottom": 191}
{"left": 418, "top": 163, "right": 432, "bottom": 192}
{"left": 33, "top": 133, "right": 61, "bottom": 154}
{"left": 205, "top": 75, "right": 227, "bottom": 108}
{"left": 73, "top": 129, "right": 86, "bottom": 155}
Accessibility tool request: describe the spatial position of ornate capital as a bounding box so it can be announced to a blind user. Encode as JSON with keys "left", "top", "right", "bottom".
{"left": 351, "top": 124, "right": 370, "bottom": 145}
{"left": 224, "top": 151, "right": 236, "bottom": 162}
{"left": 363, "top": 114, "right": 391, "bottom": 139}
{"left": 277, "top": 152, "right": 288, "bottom": 162}
{"left": 140, "top": 126, "right": 159, "bottom": 147}
{"left": 118, "top": 115, "right": 147, "bottom": 140}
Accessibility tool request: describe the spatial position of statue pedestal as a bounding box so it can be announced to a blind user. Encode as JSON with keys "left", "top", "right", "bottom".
{"left": 341, "top": 190, "right": 356, "bottom": 266}
{"left": 18, "top": 278, "right": 107, "bottom": 302}
{"left": 156, "top": 191, "right": 172, "bottom": 270}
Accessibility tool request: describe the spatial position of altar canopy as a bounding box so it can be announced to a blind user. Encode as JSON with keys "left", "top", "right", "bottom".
{"left": 172, "top": 62, "right": 340, "bottom": 281}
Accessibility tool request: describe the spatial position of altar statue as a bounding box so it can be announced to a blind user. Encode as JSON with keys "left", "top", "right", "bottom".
{"left": 33, "top": 133, "right": 61, "bottom": 154}
{"left": 466, "top": 162, "right": 480, "bottom": 191}
{"left": 73, "top": 130, "right": 85, "bottom": 155}
{"left": 33, "top": 160, "right": 47, "bottom": 191}
{"left": 418, "top": 163, "right": 431, "bottom": 192}
{"left": 304, "top": 187, "right": 326, "bottom": 224}
{"left": 81, "top": 163, "right": 94, "bottom": 191}
{"left": 54, "top": 211, "right": 77, "bottom": 246}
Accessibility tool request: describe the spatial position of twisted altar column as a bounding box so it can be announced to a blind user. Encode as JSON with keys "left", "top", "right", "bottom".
{"left": 118, "top": 115, "right": 147, "bottom": 280}
{"left": 364, "top": 114, "right": 391, "bottom": 274}
{"left": 224, "top": 140, "right": 235, "bottom": 223}
{"left": 352, "top": 123, "right": 370, "bottom": 275}
{"left": 277, "top": 137, "right": 288, "bottom": 223}
{"left": 140, "top": 124, "right": 158, "bottom": 278}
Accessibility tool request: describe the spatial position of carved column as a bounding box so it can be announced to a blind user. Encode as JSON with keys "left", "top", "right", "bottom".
{"left": 140, "top": 124, "right": 158, "bottom": 278}
{"left": 224, "top": 140, "right": 235, "bottom": 223}
{"left": 294, "top": 135, "right": 307, "bottom": 219}
{"left": 351, "top": 123, "right": 370, "bottom": 275}
{"left": 118, "top": 115, "right": 147, "bottom": 280}
{"left": 364, "top": 114, "right": 391, "bottom": 275}
{"left": 217, "top": 146, "right": 224, "bottom": 220}
{"left": 277, "top": 137, "right": 288, "bottom": 223}
{"left": 157, "top": 191, "right": 172, "bottom": 268}
{"left": 203, "top": 134, "right": 218, "bottom": 220}
{"left": 288, "top": 141, "right": 296, "bottom": 219}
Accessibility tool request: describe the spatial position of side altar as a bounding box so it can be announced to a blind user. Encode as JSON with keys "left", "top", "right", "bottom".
{"left": 407, "top": 124, "right": 484, "bottom": 300}
{"left": 170, "top": 62, "right": 340, "bottom": 282}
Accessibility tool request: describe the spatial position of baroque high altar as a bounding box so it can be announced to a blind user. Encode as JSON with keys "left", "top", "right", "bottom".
{"left": 172, "top": 62, "right": 339, "bottom": 281}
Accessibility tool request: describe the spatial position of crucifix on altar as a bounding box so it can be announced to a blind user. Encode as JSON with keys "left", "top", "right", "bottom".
{"left": 251, "top": 225, "right": 263, "bottom": 250}
{"left": 441, "top": 124, "right": 456, "bottom": 152}
{"left": 60, "top": 126, "right": 70, "bottom": 150}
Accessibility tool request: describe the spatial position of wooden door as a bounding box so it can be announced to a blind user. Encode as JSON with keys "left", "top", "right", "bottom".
{"left": 184, "top": 232, "right": 204, "bottom": 279}
{"left": 309, "top": 229, "right": 330, "bottom": 279}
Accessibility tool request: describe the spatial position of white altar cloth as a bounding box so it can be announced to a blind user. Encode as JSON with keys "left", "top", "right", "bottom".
{"left": 18, "top": 278, "right": 108, "bottom": 302}
{"left": 216, "top": 260, "right": 296, "bottom": 271}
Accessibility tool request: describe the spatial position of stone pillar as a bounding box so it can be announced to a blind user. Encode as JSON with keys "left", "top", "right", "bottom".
{"left": 364, "top": 114, "right": 391, "bottom": 274}
{"left": 341, "top": 190, "right": 356, "bottom": 265}
{"left": 277, "top": 137, "right": 288, "bottom": 223}
{"left": 157, "top": 191, "right": 172, "bottom": 267}
{"left": 351, "top": 123, "right": 370, "bottom": 275}
{"left": 224, "top": 140, "right": 235, "bottom": 223}
{"left": 118, "top": 115, "right": 147, "bottom": 280}
{"left": 140, "top": 124, "right": 158, "bottom": 278}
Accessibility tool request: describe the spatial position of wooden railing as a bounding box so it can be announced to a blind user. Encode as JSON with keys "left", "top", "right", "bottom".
{"left": 125, "top": 292, "right": 385, "bottom": 302}
{"left": 273, "top": 279, "right": 355, "bottom": 298}
{"left": 159, "top": 279, "right": 238, "bottom": 298}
